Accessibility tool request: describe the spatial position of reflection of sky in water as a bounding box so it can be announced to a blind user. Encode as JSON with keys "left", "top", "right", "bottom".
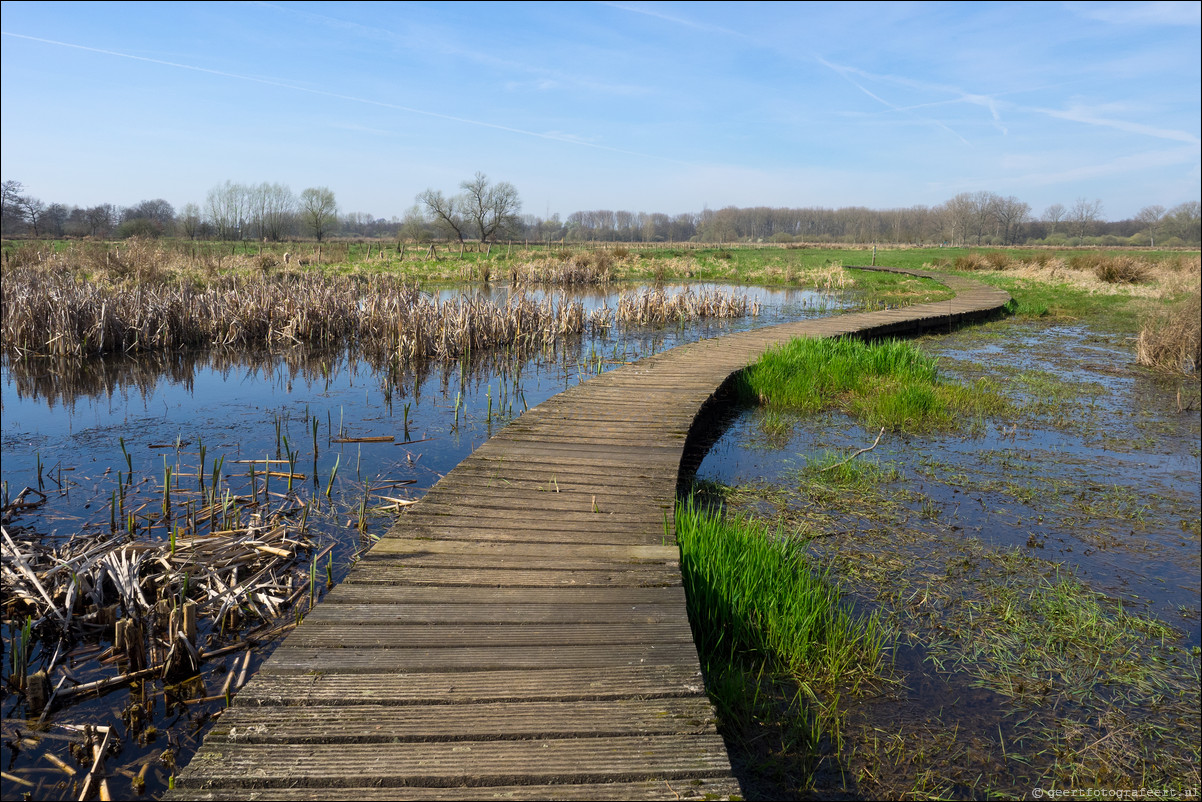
{"left": 432, "top": 282, "right": 843, "bottom": 317}
{"left": 696, "top": 324, "right": 1201, "bottom": 647}
{"left": 1, "top": 283, "right": 850, "bottom": 540}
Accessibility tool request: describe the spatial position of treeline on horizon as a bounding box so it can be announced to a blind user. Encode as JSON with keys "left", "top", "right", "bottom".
{"left": 2, "top": 178, "right": 1199, "bottom": 248}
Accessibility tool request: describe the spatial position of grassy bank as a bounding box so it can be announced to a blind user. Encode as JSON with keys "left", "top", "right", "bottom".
{"left": 674, "top": 498, "right": 885, "bottom": 797}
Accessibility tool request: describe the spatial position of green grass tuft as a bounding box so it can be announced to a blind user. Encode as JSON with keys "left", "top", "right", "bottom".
{"left": 675, "top": 496, "right": 883, "bottom": 689}
{"left": 736, "top": 336, "right": 1006, "bottom": 431}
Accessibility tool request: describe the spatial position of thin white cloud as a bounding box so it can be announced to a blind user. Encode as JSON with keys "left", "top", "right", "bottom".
{"left": 602, "top": 2, "right": 753, "bottom": 40}
{"left": 1067, "top": 1, "right": 1201, "bottom": 27}
{"left": 815, "top": 56, "right": 972, "bottom": 145}
{"left": 258, "top": 1, "right": 652, "bottom": 97}
{"left": 1029, "top": 102, "right": 1201, "bottom": 144}
{"left": 0, "top": 31, "right": 678, "bottom": 162}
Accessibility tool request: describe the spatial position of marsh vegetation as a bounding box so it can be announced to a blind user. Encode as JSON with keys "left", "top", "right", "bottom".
{"left": 2, "top": 240, "right": 1198, "bottom": 799}
{"left": 691, "top": 250, "right": 1199, "bottom": 798}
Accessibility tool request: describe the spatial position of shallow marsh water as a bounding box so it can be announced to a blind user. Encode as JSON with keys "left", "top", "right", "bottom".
{"left": 694, "top": 319, "right": 1201, "bottom": 797}
{"left": 698, "top": 322, "right": 1200, "bottom": 643}
{"left": 0, "top": 281, "right": 840, "bottom": 800}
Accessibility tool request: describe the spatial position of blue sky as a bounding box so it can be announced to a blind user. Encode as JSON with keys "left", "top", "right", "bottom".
{"left": 2, "top": 1, "right": 1199, "bottom": 221}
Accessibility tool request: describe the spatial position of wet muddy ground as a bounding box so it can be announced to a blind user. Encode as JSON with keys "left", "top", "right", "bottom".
{"left": 695, "top": 318, "right": 1201, "bottom": 799}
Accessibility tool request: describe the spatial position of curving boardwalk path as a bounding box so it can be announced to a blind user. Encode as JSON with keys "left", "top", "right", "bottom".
{"left": 172, "top": 267, "right": 1009, "bottom": 800}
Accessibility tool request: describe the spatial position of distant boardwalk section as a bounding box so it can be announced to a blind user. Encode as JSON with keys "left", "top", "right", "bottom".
{"left": 171, "top": 267, "right": 1009, "bottom": 800}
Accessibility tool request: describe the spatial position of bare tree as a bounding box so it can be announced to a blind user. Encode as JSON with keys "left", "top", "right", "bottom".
{"left": 1043, "top": 203, "right": 1067, "bottom": 237}
{"left": 179, "top": 202, "right": 203, "bottom": 240}
{"left": 993, "top": 196, "right": 1031, "bottom": 244}
{"left": 120, "top": 198, "right": 175, "bottom": 237}
{"left": 249, "top": 182, "right": 297, "bottom": 241}
{"left": 299, "top": 187, "right": 337, "bottom": 242}
{"left": 1069, "top": 197, "right": 1104, "bottom": 239}
{"left": 20, "top": 196, "right": 48, "bottom": 236}
{"left": 943, "top": 193, "right": 978, "bottom": 245}
{"left": 460, "top": 173, "right": 521, "bottom": 242}
{"left": 418, "top": 173, "right": 522, "bottom": 244}
{"left": 1135, "top": 205, "right": 1166, "bottom": 246}
{"left": 85, "top": 204, "right": 117, "bottom": 238}
{"left": 1162, "top": 201, "right": 1201, "bottom": 244}
{"left": 1, "top": 179, "right": 24, "bottom": 234}
{"left": 417, "top": 189, "right": 468, "bottom": 243}
{"left": 206, "top": 181, "right": 249, "bottom": 240}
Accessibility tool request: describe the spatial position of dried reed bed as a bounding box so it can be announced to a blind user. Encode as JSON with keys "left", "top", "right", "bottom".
{"left": 510, "top": 248, "right": 627, "bottom": 285}
{"left": 3, "top": 256, "right": 759, "bottom": 366}
{"left": 615, "top": 287, "right": 759, "bottom": 325}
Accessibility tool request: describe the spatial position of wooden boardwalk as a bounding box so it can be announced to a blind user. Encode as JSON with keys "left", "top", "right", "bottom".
{"left": 171, "top": 268, "right": 1009, "bottom": 800}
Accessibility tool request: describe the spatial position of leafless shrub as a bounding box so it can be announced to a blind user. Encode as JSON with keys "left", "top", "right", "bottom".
{"left": 1137, "top": 292, "right": 1200, "bottom": 374}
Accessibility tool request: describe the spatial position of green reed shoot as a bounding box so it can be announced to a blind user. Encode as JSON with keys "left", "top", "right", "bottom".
{"left": 161, "top": 459, "right": 172, "bottom": 521}
{"left": 210, "top": 455, "right": 224, "bottom": 505}
{"left": 10, "top": 617, "right": 32, "bottom": 690}
{"left": 119, "top": 437, "right": 132, "bottom": 480}
{"left": 282, "top": 436, "right": 297, "bottom": 491}
{"left": 309, "top": 555, "right": 317, "bottom": 607}
{"left": 325, "top": 455, "right": 339, "bottom": 499}
{"left": 197, "top": 441, "right": 206, "bottom": 492}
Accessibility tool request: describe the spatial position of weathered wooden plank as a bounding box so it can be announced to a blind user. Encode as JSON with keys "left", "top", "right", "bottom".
{"left": 235, "top": 665, "right": 708, "bottom": 706}
{"left": 175, "top": 735, "right": 734, "bottom": 788}
{"left": 261, "top": 642, "right": 702, "bottom": 672}
{"left": 171, "top": 777, "right": 743, "bottom": 800}
{"left": 367, "top": 539, "right": 679, "bottom": 561}
{"left": 319, "top": 584, "right": 688, "bottom": 606}
{"left": 343, "top": 564, "right": 682, "bottom": 587}
{"left": 207, "top": 698, "right": 717, "bottom": 742}
{"left": 286, "top": 622, "right": 696, "bottom": 648}
{"left": 376, "top": 522, "right": 676, "bottom": 546}
{"left": 305, "top": 602, "right": 689, "bottom": 625}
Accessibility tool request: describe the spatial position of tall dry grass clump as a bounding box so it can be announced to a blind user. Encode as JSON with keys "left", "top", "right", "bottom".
{"left": 954, "top": 251, "right": 1017, "bottom": 271}
{"left": 1080, "top": 254, "right": 1153, "bottom": 284}
{"left": 1137, "top": 292, "right": 1200, "bottom": 374}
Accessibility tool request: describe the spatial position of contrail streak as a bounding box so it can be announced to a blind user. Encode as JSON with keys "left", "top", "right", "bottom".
{"left": 1, "top": 31, "right": 681, "bottom": 162}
